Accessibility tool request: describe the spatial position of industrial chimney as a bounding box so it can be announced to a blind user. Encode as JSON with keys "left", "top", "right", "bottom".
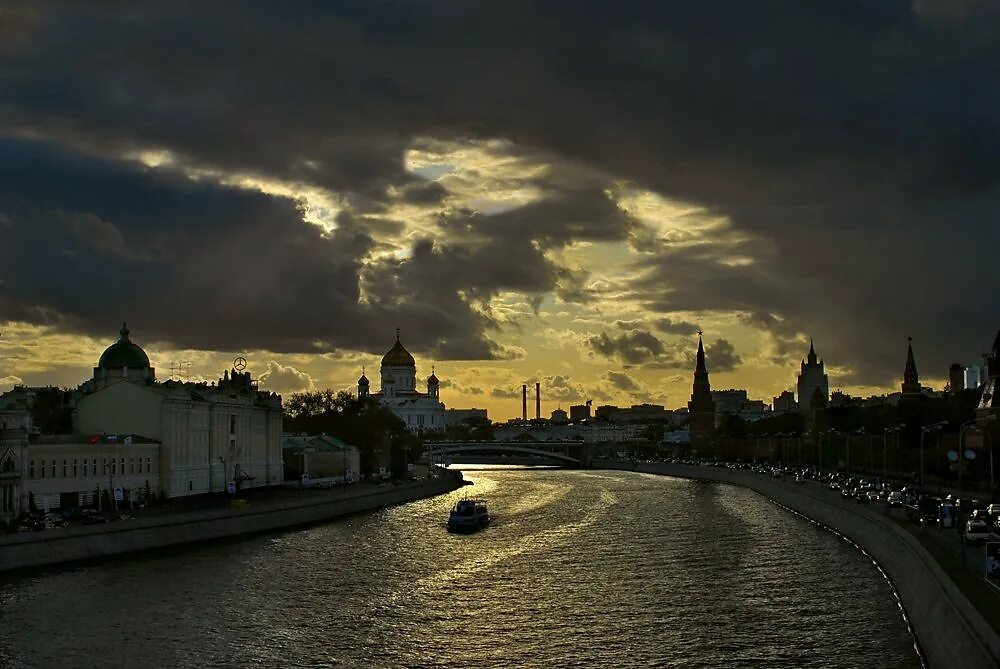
{"left": 535, "top": 382, "right": 540, "bottom": 420}
{"left": 522, "top": 384, "right": 527, "bottom": 421}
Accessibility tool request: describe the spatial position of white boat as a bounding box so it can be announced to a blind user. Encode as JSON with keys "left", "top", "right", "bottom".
{"left": 447, "top": 499, "right": 490, "bottom": 532}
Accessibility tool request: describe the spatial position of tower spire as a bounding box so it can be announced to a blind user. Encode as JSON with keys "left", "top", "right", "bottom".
{"left": 902, "top": 336, "right": 920, "bottom": 395}
{"left": 688, "top": 331, "right": 716, "bottom": 452}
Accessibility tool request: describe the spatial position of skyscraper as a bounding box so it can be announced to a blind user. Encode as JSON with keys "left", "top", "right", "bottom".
{"left": 796, "top": 339, "right": 829, "bottom": 414}
{"left": 688, "top": 331, "right": 716, "bottom": 451}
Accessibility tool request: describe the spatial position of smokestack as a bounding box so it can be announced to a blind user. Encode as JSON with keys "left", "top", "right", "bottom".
{"left": 535, "top": 382, "right": 540, "bottom": 420}
{"left": 522, "top": 384, "right": 527, "bottom": 421}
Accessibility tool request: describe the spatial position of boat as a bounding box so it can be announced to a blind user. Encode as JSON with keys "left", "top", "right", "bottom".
{"left": 447, "top": 498, "right": 490, "bottom": 532}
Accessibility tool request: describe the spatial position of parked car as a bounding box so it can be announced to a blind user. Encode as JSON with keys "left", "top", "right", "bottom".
{"left": 987, "top": 504, "right": 1000, "bottom": 517}
{"left": 966, "top": 520, "right": 992, "bottom": 543}
{"left": 887, "top": 491, "right": 904, "bottom": 507}
{"left": 866, "top": 491, "right": 881, "bottom": 503}
{"left": 43, "top": 513, "right": 69, "bottom": 529}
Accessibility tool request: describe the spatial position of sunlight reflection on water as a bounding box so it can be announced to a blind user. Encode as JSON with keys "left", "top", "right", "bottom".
{"left": 0, "top": 467, "right": 919, "bottom": 668}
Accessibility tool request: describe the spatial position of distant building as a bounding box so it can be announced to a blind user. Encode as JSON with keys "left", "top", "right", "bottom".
{"left": 569, "top": 403, "right": 591, "bottom": 422}
{"left": 772, "top": 390, "right": 797, "bottom": 413}
{"left": 282, "top": 433, "right": 361, "bottom": 483}
{"left": 829, "top": 390, "right": 858, "bottom": 408}
{"left": 950, "top": 363, "right": 965, "bottom": 393}
{"left": 796, "top": 339, "right": 829, "bottom": 414}
{"left": 712, "top": 389, "right": 767, "bottom": 424}
{"left": 359, "top": 331, "right": 445, "bottom": 432}
{"left": 688, "top": 332, "right": 716, "bottom": 451}
{"left": 445, "top": 408, "right": 488, "bottom": 427}
{"left": 550, "top": 407, "right": 569, "bottom": 424}
{"left": 594, "top": 403, "right": 668, "bottom": 423}
{"left": 965, "top": 366, "right": 988, "bottom": 390}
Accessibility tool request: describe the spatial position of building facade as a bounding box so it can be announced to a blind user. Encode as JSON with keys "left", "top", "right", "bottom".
{"left": 359, "top": 332, "right": 446, "bottom": 431}
{"left": 75, "top": 326, "right": 284, "bottom": 499}
{"left": 0, "top": 427, "right": 26, "bottom": 527}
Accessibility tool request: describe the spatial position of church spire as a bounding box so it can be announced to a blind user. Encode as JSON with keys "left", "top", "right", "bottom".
{"left": 807, "top": 337, "right": 817, "bottom": 365}
{"left": 902, "top": 336, "right": 921, "bottom": 395}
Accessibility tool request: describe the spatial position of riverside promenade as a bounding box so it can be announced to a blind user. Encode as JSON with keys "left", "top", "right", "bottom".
{"left": 598, "top": 459, "right": 1000, "bottom": 669}
{"left": 0, "top": 472, "right": 464, "bottom": 574}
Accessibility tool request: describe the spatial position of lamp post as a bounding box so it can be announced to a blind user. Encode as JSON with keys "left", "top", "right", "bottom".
{"left": 920, "top": 421, "right": 948, "bottom": 493}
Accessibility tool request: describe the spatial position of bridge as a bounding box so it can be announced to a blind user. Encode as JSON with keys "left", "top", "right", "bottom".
{"left": 422, "top": 441, "right": 592, "bottom": 467}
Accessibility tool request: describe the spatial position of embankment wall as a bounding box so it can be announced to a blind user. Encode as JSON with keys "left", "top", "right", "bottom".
{"left": 0, "top": 475, "right": 462, "bottom": 573}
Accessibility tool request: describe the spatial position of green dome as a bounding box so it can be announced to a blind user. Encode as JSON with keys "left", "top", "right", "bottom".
{"left": 381, "top": 333, "right": 415, "bottom": 368}
{"left": 98, "top": 323, "right": 150, "bottom": 370}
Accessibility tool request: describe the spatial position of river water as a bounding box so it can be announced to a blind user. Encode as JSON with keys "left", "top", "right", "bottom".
{"left": 0, "top": 467, "right": 920, "bottom": 668}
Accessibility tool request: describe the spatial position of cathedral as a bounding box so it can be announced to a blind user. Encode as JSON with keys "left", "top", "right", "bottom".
{"left": 359, "top": 331, "right": 446, "bottom": 431}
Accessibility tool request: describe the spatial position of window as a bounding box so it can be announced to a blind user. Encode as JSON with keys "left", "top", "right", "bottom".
{"left": 51, "top": 461, "right": 56, "bottom": 478}
{"left": 82, "top": 459, "right": 87, "bottom": 477}
{"left": 230, "top": 415, "right": 236, "bottom": 434}
{"left": 146, "top": 457, "right": 151, "bottom": 473}
{"left": 129, "top": 458, "right": 134, "bottom": 474}
{"left": 120, "top": 457, "right": 125, "bottom": 474}
{"left": 112, "top": 458, "right": 117, "bottom": 476}
{"left": 63, "top": 459, "right": 68, "bottom": 477}
{"left": 29, "top": 460, "right": 34, "bottom": 479}
{"left": 102, "top": 458, "right": 107, "bottom": 475}
{"left": 93, "top": 458, "right": 97, "bottom": 476}
{"left": 40, "top": 459, "right": 45, "bottom": 479}
{"left": 73, "top": 459, "right": 78, "bottom": 477}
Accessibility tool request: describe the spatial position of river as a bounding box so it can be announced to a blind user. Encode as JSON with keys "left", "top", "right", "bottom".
{"left": 0, "top": 467, "right": 921, "bottom": 668}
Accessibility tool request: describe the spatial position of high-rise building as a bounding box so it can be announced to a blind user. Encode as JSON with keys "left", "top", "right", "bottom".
{"left": 796, "top": 339, "right": 829, "bottom": 414}
{"left": 688, "top": 332, "right": 716, "bottom": 451}
{"left": 950, "top": 363, "right": 965, "bottom": 393}
{"left": 965, "top": 366, "right": 987, "bottom": 390}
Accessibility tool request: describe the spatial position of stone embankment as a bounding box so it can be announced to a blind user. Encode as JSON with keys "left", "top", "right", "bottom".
{"left": 601, "top": 460, "right": 1000, "bottom": 669}
{"left": 0, "top": 473, "right": 463, "bottom": 574}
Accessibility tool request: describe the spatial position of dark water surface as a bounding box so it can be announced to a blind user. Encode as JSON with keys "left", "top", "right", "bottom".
{"left": 0, "top": 468, "right": 921, "bottom": 668}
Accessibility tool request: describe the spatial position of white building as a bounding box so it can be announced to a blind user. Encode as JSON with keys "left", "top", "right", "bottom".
{"left": 75, "top": 324, "right": 284, "bottom": 499}
{"left": 23, "top": 435, "right": 161, "bottom": 511}
{"left": 358, "top": 332, "right": 445, "bottom": 432}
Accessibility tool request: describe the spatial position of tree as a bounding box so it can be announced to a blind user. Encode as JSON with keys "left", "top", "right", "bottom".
{"left": 283, "top": 390, "right": 410, "bottom": 478}
{"left": 29, "top": 387, "right": 73, "bottom": 434}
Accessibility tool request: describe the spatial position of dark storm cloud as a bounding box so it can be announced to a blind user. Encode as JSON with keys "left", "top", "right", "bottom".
{"left": 2, "top": 1, "right": 1000, "bottom": 383}
{"left": 587, "top": 330, "right": 665, "bottom": 365}
{"left": 605, "top": 371, "right": 640, "bottom": 392}
{"left": 0, "top": 138, "right": 504, "bottom": 359}
{"left": 652, "top": 318, "right": 700, "bottom": 336}
{"left": 705, "top": 338, "right": 743, "bottom": 373}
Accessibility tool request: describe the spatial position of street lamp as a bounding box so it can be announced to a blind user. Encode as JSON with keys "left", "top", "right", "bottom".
{"left": 920, "top": 421, "right": 948, "bottom": 492}
{"left": 960, "top": 416, "right": 998, "bottom": 497}
{"left": 882, "top": 425, "right": 903, "bottom": 482}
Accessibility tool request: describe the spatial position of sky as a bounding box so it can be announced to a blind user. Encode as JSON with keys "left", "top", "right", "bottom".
{"left": 0, "top": 2, "right": 998, "bottom": 420}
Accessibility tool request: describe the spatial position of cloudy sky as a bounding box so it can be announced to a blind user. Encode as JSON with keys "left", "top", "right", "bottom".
{"left": 1, "top": 2, "right": 998, "bottom": 419}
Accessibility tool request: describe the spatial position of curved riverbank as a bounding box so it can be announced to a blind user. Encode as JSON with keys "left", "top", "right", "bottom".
{"left": 600, "top": 460, "right": 1000, "bottom": 669}
{"left": 0, "top": 473, "right": 464, "bottom": 574}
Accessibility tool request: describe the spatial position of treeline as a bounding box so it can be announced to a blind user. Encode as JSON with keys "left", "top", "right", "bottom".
{"left": 284, "top": 390, "right": 422, "bottom": 478}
